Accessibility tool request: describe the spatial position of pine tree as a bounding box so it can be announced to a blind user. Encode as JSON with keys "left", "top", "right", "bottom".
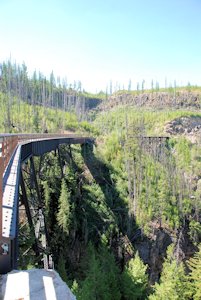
{"left": 57, "top": 179, "right": 71, "bottom": 234}
{"left": 57, "top": 255, "right": 68, "bottom": 284}
{"left": 121, "top": 252, "right": 148, "bottom": 299}
{"left": 149, "top": 245, "right": 187, "bottom": 300}
{"left": 187, "top": 245, "right": 201, "bottom": 300}
{"left": 128, "top": 79, "right": 132, "bottom": 91}
{"left": 78, "top": 244, "right": 111, "bottom": 300}
{"left": 98, "top": 244, "right": 121, "bottom": 300}
{"left": 71, "top": 280, "right": 79, "bottom": 296}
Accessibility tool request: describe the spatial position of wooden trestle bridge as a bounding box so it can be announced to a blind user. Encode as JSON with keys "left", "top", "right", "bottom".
{"left": 0, "top": 134, "right": 94, "bottom": 274}
{"left": 0, "top": 133, "right": 169, "bottom": 275}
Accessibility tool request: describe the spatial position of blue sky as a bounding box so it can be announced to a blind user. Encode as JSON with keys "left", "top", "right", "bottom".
{"left": 0, "top": 0, "right": 201, "bottom": 92}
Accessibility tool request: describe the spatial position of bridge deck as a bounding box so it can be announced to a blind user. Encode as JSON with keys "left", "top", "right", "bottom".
{"left": 0, "top": 134, "right": 93, "bottom": 274}
{"left": 2, "top": 146, "right": 21, "bottom": 238}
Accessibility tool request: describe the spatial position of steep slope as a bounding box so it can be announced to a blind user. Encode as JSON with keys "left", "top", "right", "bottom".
{"left": 2, "top": 73, "right": 201, "bottom": 297}
{"left": 94, "top": 104, "right": 201, "bottom": 283}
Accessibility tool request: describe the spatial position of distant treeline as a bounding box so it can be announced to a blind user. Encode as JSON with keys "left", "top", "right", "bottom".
{"left": 0, "top": 60, "right": 102, "bottom": 118}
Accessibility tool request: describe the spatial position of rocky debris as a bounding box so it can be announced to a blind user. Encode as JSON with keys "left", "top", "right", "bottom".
{"left": 113, "top": 220, "right": 197, "bottom": 284}
{"left": 134, "top": 227, "right": 173, "bottom": 284}
{"left": 112, "top": 234, "right": 135, "bottom": 271}
{"left": 100, "top": 91, "right": 201, "bottom": 110}
{"left": 174, "top": 223, "right": 198, "bottom": 263}
{"left": 165, "top": 116, "right": 201, "bottom": 143}
{"left": 0, "top": 269, "right": 76, "bottom": 300}
{"left": 129, "top": 218, "right": 197, "bottom": 284}
{"left": 112, "top": 228, "right": 173, "bottom": 283}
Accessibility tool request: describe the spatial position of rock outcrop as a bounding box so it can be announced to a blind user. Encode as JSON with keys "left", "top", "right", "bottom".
{"left": 165, "top": 116, "right": 201, "bottom": 143}
{"left": 101, "top": 91, "right": 201, "bottom": 110}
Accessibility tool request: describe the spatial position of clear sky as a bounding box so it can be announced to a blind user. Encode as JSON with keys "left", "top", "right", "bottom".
{"left": 0, "top": 0, "right": 201, "bottom": 92}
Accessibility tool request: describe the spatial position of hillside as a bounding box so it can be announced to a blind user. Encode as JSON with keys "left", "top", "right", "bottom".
{"left": 100, "top": 86, "right": 201, "bottom": 110}
{"left": 0, "top": 61, "right": 102, "bottom": 133}
{"left": 1, "top": 62, "right": 201, "bottom": 299}
{"left": 12, "top": 98, "right": 201, "bottom": 299}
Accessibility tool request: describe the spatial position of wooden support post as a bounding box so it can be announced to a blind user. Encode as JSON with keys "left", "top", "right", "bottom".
{"left": 20, "top": 169, "right": 40, "bottom": 257}
{"left": 57, "top": 146, "right": 64, "bottom": 178}
{"left": 30, "top": 157, "right": 42, "bottom": 208}
{"left": 38, "top": 155, "right": 44, "bottom": 179}
{"left": 29, "top": 156, "right": 50, "bottom": 249}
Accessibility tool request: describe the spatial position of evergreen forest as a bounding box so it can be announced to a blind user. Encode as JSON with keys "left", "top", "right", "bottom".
{"left": 1, "top": 60, "right": 201, "bottom": 299}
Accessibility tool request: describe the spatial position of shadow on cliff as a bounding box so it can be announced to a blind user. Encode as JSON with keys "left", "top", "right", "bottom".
{"left": 51, "top": 143, "right": 138, "bottom": 274}
{"left": 81, "top": 143, "right": 137, "bottom": 236}
{"left": 80, "top": 143, "right": 178, "bottom": 283}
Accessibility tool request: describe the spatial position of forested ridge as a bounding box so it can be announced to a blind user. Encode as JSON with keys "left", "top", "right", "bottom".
{"left": 2, "top": 61, "right": 201, "bottom": 299}
{"left": 0, "top": 60, "right": 101, "bottom": 133}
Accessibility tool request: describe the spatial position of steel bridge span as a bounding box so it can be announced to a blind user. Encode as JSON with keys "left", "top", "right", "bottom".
{"left": 0, "top": 134, "right": 93, "bottom": 274}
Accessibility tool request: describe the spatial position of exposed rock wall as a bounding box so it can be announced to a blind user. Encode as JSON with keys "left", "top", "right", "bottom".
{"left": 102, "top": 91, "right": 201, "bottom": 110}
{"left": 132, "top": 224, "right": 196, "bottom": 284}
{"left": 165, "top": 116, "right": 201, "bottom": 143}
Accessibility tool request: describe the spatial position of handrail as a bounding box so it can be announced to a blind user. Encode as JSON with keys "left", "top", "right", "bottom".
{"left": 0, "top": 133, "right": 89, "bottom": 170}
{"left": 0, "top": 136, "right": 18, "bottom": 237}
{"left": 0, "top": 133, "right": 92, "bottom": 237}
{"left": 0, "top": 133, "right": 94, "bottom": 273}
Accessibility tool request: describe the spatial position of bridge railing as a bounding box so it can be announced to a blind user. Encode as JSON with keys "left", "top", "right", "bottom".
{"left": 0, "top": 133, "right": 91, "bottom": 235}
{"left": 0, "top": 135, "right": 19, "bottom": 237}
{"left": 0, "top": 133, "right": 93, "bottom": 273}
{"left": 0, "top": 133, "right": 81, "bottom": 166}
{"left": 0, "top": 133, "right": 78, "bottom": 236}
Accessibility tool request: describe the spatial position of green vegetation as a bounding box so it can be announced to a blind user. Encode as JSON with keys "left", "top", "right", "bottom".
{"left": 187, "top": 246, "right": 201, "bottom": 299}
{"left": 121, "top": 252, "right": 148, "bottom": 299}
{"left": 0, "top": 92, "right": 73, "bottom": 132}
{"left": 95, "top": 106, "right": 201, "bottom": 136}
{"left": 76, "top": 243, "right": 121, "bottom": 300}
{"left": 114, "top": 84, "right": 201, "bottom": 96}
{"left": 3, "top": 60, "right": 200, "bottom": 298}
{"left": 0, "top": 60, "right": 102, "bottom": 133}
{"left": 149, "top": 245, "right": 187, "bottom": 300}
{"left": 19, "top": 136, "right": 201, "bottom": 298}
{"left": 57, "top": 179, "right": 71, "bottom": 234}
{"left": 94, "top": 107, "right": 201, "bottom": 233}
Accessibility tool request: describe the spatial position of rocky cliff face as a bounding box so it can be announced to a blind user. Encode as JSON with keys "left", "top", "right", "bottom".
{"left": 165, "top": 116, "right": 201, "bottom": 143}
{"left": 133, "top": 223, "right": 197, "bottom": 284}
{"left": 101, "top": 91, "right": 201, "bottom": 110}
{"left": 111, "top": 225, "right": 195, "bottom": 284}
{"left": 134, "top": 227, "right": 172, "bottom": 284}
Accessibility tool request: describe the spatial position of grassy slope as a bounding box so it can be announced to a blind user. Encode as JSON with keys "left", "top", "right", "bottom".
{"left": 0, "top": 92, "right": 97, "bottom": 134}
{"left": 94, "top": 106, "right": 201, "bottom": 136}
